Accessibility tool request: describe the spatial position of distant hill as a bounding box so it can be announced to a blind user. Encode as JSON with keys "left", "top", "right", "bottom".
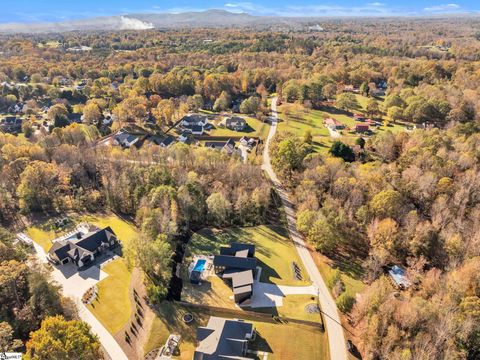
{"left": 0, "top": 9, "right": 477, "bottom": 34}
{"left": 0, "top": 10, "right": 276, "bottom": 34}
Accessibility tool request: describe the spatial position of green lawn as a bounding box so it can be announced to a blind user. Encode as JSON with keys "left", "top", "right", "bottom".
{"left": 208, "top": 116, "right": 269, "bottom": 140}
{"left": 252, "top": 321, "right": 328, "bottom": 360}
{"left": 252, "top": 294, "right": 322, "bottom": 322}
{"left": 144, "top": 302, "right": 328, "bottom": 360}
{"left": 185, "top": 225, "right": 310, "bottom": 286}
{"left": 277, "top": 98, "right": 408, "bottom": 155}
{"left": 78, "top": 213, "right": 138, "bottom": 248}
{"left": 87, "top": 258, "right": 132, "bottom": 335}
{"left": 314, "top": 253, "right": 365, "bottom": 306}
{"left": 26, "top": 227, "right": 57, "bottom": 252}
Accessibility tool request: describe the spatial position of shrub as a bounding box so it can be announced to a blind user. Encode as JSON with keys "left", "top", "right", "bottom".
{"left": 336, "top": 292, "right": 355, "bottom": 313}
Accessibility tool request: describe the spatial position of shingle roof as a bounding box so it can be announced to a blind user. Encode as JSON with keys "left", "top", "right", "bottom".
{"left": 214, "top": 255, "right": 257, "bottom": 270}
{"left": 194, "top": 317, "right": 254, "bottom": 360}
{"left": 48, "top": 227, "right": 117, "bottom": 263}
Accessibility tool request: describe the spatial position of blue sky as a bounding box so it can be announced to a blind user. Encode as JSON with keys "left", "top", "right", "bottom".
{"left": 2, "top": 0, "right": 479, "bottom": 23}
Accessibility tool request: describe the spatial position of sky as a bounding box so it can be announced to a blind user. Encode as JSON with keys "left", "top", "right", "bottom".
{"left": 2, "top": 0, "right": 479, "bottom": 23}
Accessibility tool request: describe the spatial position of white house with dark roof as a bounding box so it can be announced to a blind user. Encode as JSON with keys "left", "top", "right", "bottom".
{"left": 47, "top": 226, "right": 118, "bottom": 268}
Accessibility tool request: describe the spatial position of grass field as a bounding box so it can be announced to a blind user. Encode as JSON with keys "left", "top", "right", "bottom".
{"left": 276, "top": 97, "right": 408, "bottom": 154}
{"left": 208, "top": 116, "right": 269, "bottom": 140}
{"left": 87, "top": 258, "right": 133, "bottom": 334}
{"left": 144, "top": 302, "right": 329, "bottom": 360}
{"left": 252, "top": 294, "right": 322, "bottom": 322}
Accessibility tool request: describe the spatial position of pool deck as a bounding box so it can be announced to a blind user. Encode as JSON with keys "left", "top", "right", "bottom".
{"left": 188, "top": 255, "right": 214, "bottom": 282}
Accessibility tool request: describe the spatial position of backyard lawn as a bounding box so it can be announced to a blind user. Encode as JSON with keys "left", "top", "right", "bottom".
{"left": 26, "top": 212, "right": 138, "bottom": 251}
{"left": 79, "top": 213, "right": 138, "bottom": 248}
{"left": 87, "top": 258, "right": 133, "bottom": 335}
{"left": 185, "top": 225, "right": 310, "bottom": 286}
{"left": 26, "top": 226, "right": 57, "bottom": 252}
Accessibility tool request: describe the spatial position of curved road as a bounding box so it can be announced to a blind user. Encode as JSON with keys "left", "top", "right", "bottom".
{"left": 262, "top": 97, "right": 348, "bottom": 360}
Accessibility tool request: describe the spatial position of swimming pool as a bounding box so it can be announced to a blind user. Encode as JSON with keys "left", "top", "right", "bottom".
{"left": 193, "top": 259, "right": 206, "bottom": 272}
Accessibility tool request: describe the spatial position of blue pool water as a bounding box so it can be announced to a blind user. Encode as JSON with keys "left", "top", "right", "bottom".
{"left": 193, "top": 259, "right": 206, "bottom": 272}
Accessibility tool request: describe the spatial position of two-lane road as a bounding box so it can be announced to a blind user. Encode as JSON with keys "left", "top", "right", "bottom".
{"left": 262, "top": 97, "right": 348, "bottom": 360}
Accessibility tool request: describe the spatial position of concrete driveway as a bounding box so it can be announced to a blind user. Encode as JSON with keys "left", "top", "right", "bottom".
{"left": 248, "top": 281, "right": 316, "bottom": 308}
{"left": 50, "top": 262, "right": 108, "bottom": 299}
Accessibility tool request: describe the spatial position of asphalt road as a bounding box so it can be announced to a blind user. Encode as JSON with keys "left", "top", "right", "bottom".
{"left": 262, "top": 97, "right": 348, "bottom": 360}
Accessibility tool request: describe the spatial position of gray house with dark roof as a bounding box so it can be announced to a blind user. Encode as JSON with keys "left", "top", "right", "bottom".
{"left": 47, "top": 227, "right": 118, "bottom": 268}
{"left": 194, "top": 316, "right": 255, "bottom": 360}
{"left": 225, "top": 116, "right": 247, "bottom": 131}
{"left": 214, "top": 243, "right": 256, "bottom": 304}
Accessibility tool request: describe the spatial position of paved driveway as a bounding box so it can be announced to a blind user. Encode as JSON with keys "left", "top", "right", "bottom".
{"left": 249, "top": 281, "right": 316, "bottom": 308}
{"left": 50, "top": 262, "right": 108, "bottom": 299}
{"left": 262, "top": 98, "right": 348, "bottom": 360}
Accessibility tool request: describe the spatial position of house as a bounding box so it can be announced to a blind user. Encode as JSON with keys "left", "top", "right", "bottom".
{"left": 214, "top": 243, "right": 256, "bottom": 304}
{"left": 355, "top": 124, "right": 370, "bottom": 133}
{"left": 148, "top": 134, "right": 175, "bottom": 148}
{"left": 8, "top": 102, "right": 24, "bottom": 114}
{"left": 388, "top": 265, "right": 410, "bottom": 290}
{"left": 47, "top": 226, "right": 118, "bottom": 268}
{"left": 190, "top": 124, "right": 204, "bottom": 135}
{"left": 324, "top": 118, "right": 344, "bottom": 130}
{"left": 194, "top": 317, "right": 255, "bottom": 360}
{"left": 372, "top": 88, "right": 385, "bottom": 97}
{"left": 343, "top": 85, "right": 359, "bottom": 93}
{"left": 239, "top": 136, "right": 257, "bottom": 150}
{"left": 225, "top": 116, "right": 247, "bottom": 131}
{"left": 178, "top": 131, "right": 191, "bottom": 143}
{"left": 113, "top": 129, "right": 141, "bottom": 148}
{"left": 0, "top": 116, "right": 23, "bottom": 133}
{"left": 353, "top": 113, "right": 365, "bottom": 121}
{"left": 205, "top": 139, "right": 238, "bottom": 156}
{"left": 181, "top": 114, "right": 208, "bottom": 127}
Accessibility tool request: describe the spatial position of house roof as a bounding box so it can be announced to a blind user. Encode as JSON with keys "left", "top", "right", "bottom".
{"left": 182, "top": 114, "right": 207, "bottom": 124}
{"left": 191, "top": 125, "right": 203, "bottom": 132}
{"left": 324, "top": 118, "right": 342, "bottom": 126}
{"left": 224, "top": 270, "right": 254, "bottom": 289}
{"left": 214, "top": 255, "right": 257, "bottom": 270}
{"left": 48, "top": 227, "right": 117, "bottom": 262}
{"left": 205, "top": 141, "right": 226, "bottom": 150}
{"left": 226, "top": 116, "right": 246, "bottom": 125}
{"left": 355, "top": 124, "right": 369, "bottom": 130}
{"left": 220, "top": 243, "right": 255, "bottom": 257}
{"left": 194, "top": 317, "right": 254, "bottom": 360}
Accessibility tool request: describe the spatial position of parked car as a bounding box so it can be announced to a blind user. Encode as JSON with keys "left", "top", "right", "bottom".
{"left": 347, "top": 340, "right": 354, "bottom": 353}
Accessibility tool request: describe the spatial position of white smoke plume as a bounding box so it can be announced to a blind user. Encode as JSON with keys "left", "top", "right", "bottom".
{"left": 119, "top": 16, "right": 154, "bottom": 30}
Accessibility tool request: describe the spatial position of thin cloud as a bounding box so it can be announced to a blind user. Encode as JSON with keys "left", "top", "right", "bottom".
{"left": 424, "top": 3, "right": 460, "bottom": 12}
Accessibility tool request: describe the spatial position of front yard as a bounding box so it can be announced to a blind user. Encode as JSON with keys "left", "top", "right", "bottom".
{"left": 26, "top": 212, "right": 139, "bottom": 337}
{"left": 87, "top": 258, "right": 133, "bottom": 334}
